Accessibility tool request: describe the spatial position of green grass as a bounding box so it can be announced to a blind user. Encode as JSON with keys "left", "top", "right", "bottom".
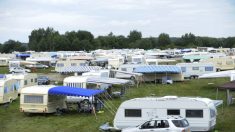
{"left": 0, "top": 78, "right": 235, "bottom": 132}
{"left": 0, "top": 66, "right": 9, "bottom": 74}
{"left": 0, "top": 67, "right": 55, "bottom": 74}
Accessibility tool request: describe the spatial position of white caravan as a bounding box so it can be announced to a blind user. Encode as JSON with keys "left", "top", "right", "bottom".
{"left": 0, "top": 75, "right": 19, "bottom": 104}
{"left": 9, "top": 73, "right": 38, "bottom": 94}
{"left": 20, "top": 85, "right": 66, "bottom": 113}
{"left": 200, "top": 57, "right": 235, "bottom": 71}
{"left": 176, "top": 62, "right": 216, "bottom": 79}
{"left": 115, "top": 64, "right": 145, "bottom": 80}
{"left": 113, "top": 96, "right": 221, "bottom": 131}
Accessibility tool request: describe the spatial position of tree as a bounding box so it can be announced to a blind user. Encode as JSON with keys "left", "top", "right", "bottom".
{"left": 128, "top": 30, "right": 142, "bottom": 43}
{"left": 28, "top": 27, "right": 59, "bottom": 51}
{"left": 158, "top": 33, "right": 171, "bottom": 49}
{"left": 2, "top": 40, "right": 26, "bottom": 53}
{"left": 0, "top": 43, "right": 2, "bottom": 53}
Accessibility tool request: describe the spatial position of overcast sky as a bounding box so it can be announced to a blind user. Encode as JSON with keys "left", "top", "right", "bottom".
{"left": 0, "top": 0, "right": 235, "bottom": 43}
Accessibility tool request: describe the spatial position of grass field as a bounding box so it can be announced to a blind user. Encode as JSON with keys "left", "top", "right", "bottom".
{"left": 0, "top": 67, "right": 55, "bottom": 74}
{"left": 0, "top": 78, "right": 235, "bottom": 132}
{"left": 0, "top": 66, "right": 9, "bottom": 74}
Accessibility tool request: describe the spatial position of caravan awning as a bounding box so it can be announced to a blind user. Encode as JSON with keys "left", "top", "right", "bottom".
{"left": 87, "top": 77, "right": 131, "bottom": 85}
{"left": 134, "top": 65, "right": 181, "bottom": 73}
{"left": 48, "top": 86, "right": 105, "bottom": 97}
{"left": 59, "top": 66, "right": 101, "bottom": 73}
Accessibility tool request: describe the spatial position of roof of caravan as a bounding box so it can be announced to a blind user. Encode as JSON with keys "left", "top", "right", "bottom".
{"left": 64, "top": 76, "right": 89, "bottom": 83}
{"left": 124, "top": 96, "right": 213, "bottom": 106}
{"left": 8, "top": 73, "right": 37, "bottom": 80}
{"left": 87, "top": 77, "right": 131, "bottom": 85}
{"left": 134, "top": 65, "right": 181, "bottom": 73}
{"left": 176, "top": 62, "right": 214, "bottom": 66}
{"left": 20, "top": 85, "right": 56, "bottom": 94}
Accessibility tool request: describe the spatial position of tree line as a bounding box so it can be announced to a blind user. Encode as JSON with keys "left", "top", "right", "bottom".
{"left": 0, "top": 27, "right": 235, "bottom": 53}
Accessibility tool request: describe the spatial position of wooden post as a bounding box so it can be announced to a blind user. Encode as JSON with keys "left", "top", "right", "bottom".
{"left": 216, "top": 87, "right": 219, "bottom": 100}
{"left": 227, "top": 89, "right": 230, "bottom": 106}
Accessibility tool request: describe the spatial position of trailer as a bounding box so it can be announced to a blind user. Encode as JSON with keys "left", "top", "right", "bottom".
{"left": 9, "top": 73, "right": 38, "bottom": 94}
{"left": 200, "top": 57, "right": 235, "bottom": 71}
{"left": 176, "top": 62, "right": 216, "bottom": 79}
{"left": 0, "top": 74, "right": 19, "bottom": 104}
{"left": 20, "top": 85, "right": 66, "bottom": 113}
{"left": 115, "top": 64, "right": 145, "bottom": 80}
{"left": 113, "top": 96, "right": 222, "bottom": 131}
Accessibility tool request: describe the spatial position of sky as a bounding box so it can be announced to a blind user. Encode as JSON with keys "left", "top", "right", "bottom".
{"left": 0, "top": 0, "right": 235, "bottom": 43}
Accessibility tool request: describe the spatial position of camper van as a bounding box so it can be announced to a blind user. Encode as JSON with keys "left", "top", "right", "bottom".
{"left": 20, "top": 85, "right": 66, "bottom": 113}
{"left": 113, "top": 96, "right": 220, "bottom": 131}
{"left": 0, "top": 75, "right": 19, "bottom": 104}
{"left": 176, "top": 62, "right": 216, "bottom": 79}
{"left": 200, "top": 57, "right": 235, "bottom": 71}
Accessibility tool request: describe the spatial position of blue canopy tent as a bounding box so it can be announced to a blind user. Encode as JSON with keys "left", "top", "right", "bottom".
{"left": 48, "top": 86, "right": 105, "bottom": 97}
{"left": 134, "top": 65, "right": 181, "bottom": 74}
{"left": 58, "top": 66, "right": 101, "bottom": 73}
{"left": 134, "top": 65, "right": 182, "bottom": 84}
{"left": 48, "top": 86, "right": 105, "bottom": 113}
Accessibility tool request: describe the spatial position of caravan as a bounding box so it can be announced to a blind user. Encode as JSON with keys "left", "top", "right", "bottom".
{"left": 20, "top": 85, "right": 66, "bottom": 113}
{"left": 10, "top": 73, "right": 38, "bottom": 94}
{"left": 176, "top": 62, "right": 216, "bottom": 79}
{"left": 113, "top": 96, "right": 221, "bottom": 131}
{"left": 0, "top": 74, "right": 19, "bottom": 104}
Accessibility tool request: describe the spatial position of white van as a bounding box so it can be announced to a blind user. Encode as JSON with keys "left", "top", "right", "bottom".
{"left": 114, "top": 96, "right": 221, "bottom": 131}
{"left": 0, "top": 74, "right": 19, "bottom": 104}
{"left": 20, "top": 85, "right": 66, "bottom": 113}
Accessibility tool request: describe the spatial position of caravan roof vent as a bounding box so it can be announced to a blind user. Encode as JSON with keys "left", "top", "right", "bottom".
{"left": 163, "top": 96, "right": 178, "bottom": 100}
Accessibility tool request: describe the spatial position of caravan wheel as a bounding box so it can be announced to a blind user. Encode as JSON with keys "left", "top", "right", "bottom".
{"left": 130, "top": 76, "right": 135, "bottom": 80}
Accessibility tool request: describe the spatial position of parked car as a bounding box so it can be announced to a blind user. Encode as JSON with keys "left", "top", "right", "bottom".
{"left": 122, "top": 116, "right": 191, "bottom": 132}
{"left": 25, "top": 63, "right": 49, "bottom": 69}
{"left": 9, "top": 67, "right": 31, "bottom": 73}
{"left": 37, "top": 76, "right": 50, "bottom": 85}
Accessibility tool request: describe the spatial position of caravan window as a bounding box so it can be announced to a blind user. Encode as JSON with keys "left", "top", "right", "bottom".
{"left": 148, "top": 62, "right": 156, "bottom": 65}
{"left": 24, "top": 80, "right": 27, "bottom": 85}
{"left": 125, "top": 109, "right": 142, "bottom": 117}
{"left": 121, "top": 68, "right": 127, "bottom": 71}
{"left": 71, "top": 63, "right": 77, "bottom": 66}
{"left": 226, "top": 61, "right": 233, "bottom": 65}
{"left": 186, "top": 110, "right": 203, "bottom": 118}
{"left": 35, "top": 78, "right": 37, "bottom": 83}
{"left": 192, "top": 67, "right": 199, "bottom": 70}
{"left": 24, "top": 95, "right": 43, "bottom": 104}
{"left": 205, "top": 66, "right": 213, "bottom": 71}
{"left": 57, "top": 63, "right": 64, "bottom": 67}
{"left": 181, "top": 67, "right": 186, "bottom": 72}
{"left": 31, "top": 79, "right": 33, "bottom": 83}
{"left": 167, "top": 109, "right": 180, "bottom": 115}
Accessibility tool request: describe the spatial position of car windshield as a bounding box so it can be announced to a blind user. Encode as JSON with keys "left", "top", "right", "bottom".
{"left": 172, "top": 119, "right": 189, "bottom": 127}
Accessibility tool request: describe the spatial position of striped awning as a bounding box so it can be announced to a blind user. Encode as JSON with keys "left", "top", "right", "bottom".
{"left": 87, "top": 77, "right": 131, "bottom": 85}
{"left": 59, "top": 66, "right": 101, "bottom": 73}
{"left": 134, "top": 65, "right": 182, "bottom": 73}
